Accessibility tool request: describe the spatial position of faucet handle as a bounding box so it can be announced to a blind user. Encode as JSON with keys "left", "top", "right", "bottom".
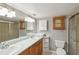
{"left": 0, "top": 42, "right": 9, "bottom": 49}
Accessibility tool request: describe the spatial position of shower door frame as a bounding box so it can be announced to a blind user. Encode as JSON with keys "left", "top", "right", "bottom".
{"left": 68, "top": 15, "right": 77, "bottom": 55}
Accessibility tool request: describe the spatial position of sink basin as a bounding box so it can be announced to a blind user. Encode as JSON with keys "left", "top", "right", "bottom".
{"left": 31, "top": 35, "right": 42, "bottom": 40}
{"left": 0, "top": 45, "right": 20, "bottom": 55}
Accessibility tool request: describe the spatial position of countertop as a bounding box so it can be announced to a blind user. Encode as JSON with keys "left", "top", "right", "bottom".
{"left": 0, "top": 33, "right": 45, "bottom": 55}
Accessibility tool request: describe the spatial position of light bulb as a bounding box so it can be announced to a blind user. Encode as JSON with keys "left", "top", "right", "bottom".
{"left": 25, "top": 17, "right": 35, "bottom": 22}
{"left": 7, "top": 11, "right": 16, "bottom": 18}
{"left": 7, "top": 12, "right": 13, "bottom": 18}
{"left": 0, "top": 7, "right": 8, "bottom": 16}
{"left": 10, "top": 11, "right": 16, "bottom": 17}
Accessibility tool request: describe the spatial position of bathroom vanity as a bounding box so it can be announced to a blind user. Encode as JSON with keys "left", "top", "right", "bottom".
{"left": 19, "top": 39, "right": 43, "bottom": 55}
{"left": 0, "top": 33, "right": 44, "bottom": 55}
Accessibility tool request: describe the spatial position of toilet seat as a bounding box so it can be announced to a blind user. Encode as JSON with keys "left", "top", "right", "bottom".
{"left": 56, "top": 48, "right": 66, "bottom": 55}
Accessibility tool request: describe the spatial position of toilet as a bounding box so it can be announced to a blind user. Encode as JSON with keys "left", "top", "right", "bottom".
{"left": 55, "top": 40, "right": 66, "bottom": 55}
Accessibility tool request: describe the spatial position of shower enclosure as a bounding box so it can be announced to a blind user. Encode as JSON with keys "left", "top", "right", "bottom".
{"left": 68, "top": 14, "right": 79, "bottom": 55}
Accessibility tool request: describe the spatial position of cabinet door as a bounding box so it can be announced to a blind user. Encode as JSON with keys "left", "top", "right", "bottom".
{"left": 29, "top": 39, "right": 43, "bottom": 55}
{"left": 29, "top": 45, "right": 36, "bottom": 55}
{"left": 37, "top": 39, "right": 43, "bottom": 55}
{"left": 19, "top": 49, "right": 27, "bottom": 55}
{"left": 19, "top": 48, "right": 30, "bottom": 55}
{"left": 19, "top": 39, "right": 43, "bottom": 55}
{"left": 25, "top": 48, "right": 30, "bottom": 55}
{"left": 40, "top": 40, "right": 43, "bottom": 54}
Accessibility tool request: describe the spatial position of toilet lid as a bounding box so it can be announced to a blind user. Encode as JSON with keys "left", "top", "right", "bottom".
{"left": 56, "top": 48, "right": 66, "bottom": 55}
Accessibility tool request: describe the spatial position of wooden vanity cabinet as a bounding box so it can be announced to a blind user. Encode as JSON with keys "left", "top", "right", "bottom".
{"left": 30, "top": 39, "right": 43, "bottom": 55}
{"left": 19, "top": 39, "right": 43, "bottom": 55}
{"left": 19, "top": 48, "right": 30, "bottom": 55}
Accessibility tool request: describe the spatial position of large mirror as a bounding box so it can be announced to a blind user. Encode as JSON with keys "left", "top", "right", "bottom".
{"left": 25, "top": 17, "right": 36, "bottom": 36}
{"left": 0, "top": 3, "right": 36, "bottom": 43}
{"left": 0, "top": 20, "right": 19, "bottom": 42}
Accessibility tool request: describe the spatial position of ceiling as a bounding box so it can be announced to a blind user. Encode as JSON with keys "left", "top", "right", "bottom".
{"left": 7, "top": 3, "right": 79, "bottom": 19}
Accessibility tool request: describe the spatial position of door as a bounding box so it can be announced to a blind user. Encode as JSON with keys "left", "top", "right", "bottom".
{"left": 68, "top": 16, "right": 76, "bottom": 55}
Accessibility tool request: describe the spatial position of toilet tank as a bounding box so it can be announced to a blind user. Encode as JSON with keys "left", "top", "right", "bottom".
{"left": 55, "top": 40, "right": 65, "bottom": 48}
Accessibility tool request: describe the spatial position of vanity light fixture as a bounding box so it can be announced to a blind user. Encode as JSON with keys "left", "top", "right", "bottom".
{"left": 0, "top": 6, "right": 8, "bottom": 16}
{"left": 25, "top": 17, "right": 35, "bottom": 22}
{"left": 6, "top": 11, "right": 16, "bottom": 18}
{"left": 0, "top": 6, "right": 16, "bottom": 18}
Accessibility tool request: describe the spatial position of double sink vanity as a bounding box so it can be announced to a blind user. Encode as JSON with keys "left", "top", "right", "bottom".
{"left": 0, "top": 33, "right": 44, "bottom": 55}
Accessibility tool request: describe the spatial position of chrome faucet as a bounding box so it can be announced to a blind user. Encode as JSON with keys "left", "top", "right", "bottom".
{"left": 0, "top": 42, "right": 9, "bottom": 49}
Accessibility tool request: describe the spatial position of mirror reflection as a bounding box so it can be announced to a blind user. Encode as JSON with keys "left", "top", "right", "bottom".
{"left": 0, "top": 4, "right": 36, "bottom": 43}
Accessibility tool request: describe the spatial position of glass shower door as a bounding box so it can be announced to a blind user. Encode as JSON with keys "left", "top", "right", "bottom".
{"left": 76, "top": 15, "right": 79, "bottom": 55}
{"left": 68, "top": 17, "right": 76, "bottom": 55}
